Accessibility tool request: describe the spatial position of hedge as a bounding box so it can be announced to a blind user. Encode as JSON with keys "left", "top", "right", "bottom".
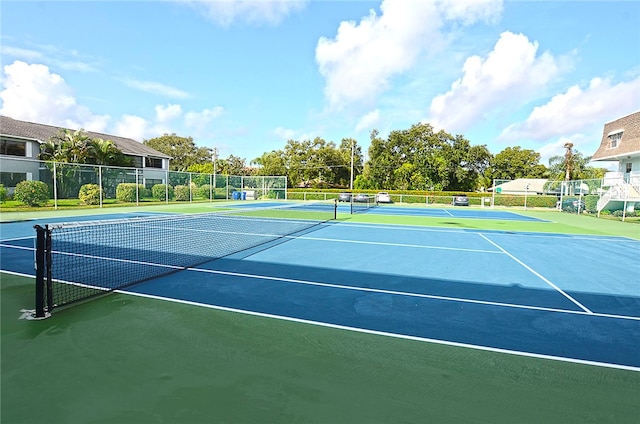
{"left": 14, "top": 180, "right": 50, "bottom": 206}
{"left": 174, "top": 185, "right": 190, "bottom": 201}
{"left": 116, "top": 183, "right": 147, "bottom": 203}
{"left": 151, "top": 184, "right": 174, "bottom": 201}
{"left": 78, "top": 184, "right": 101, "bottom": 205}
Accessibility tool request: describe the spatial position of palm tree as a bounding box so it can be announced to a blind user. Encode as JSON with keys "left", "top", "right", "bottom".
{"left": 89, "top": 138, "right": 120, "bottom": 165}
{"left": 49, "top": 128, "right": 91, "bottom": 164}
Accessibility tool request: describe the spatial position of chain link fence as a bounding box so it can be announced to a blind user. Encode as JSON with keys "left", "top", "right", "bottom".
{"left": 0, "top": 157, "right": 287, "bottom": 208}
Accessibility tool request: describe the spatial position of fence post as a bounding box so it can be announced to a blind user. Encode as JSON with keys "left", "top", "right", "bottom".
{"left": 53, "top": 162, "right": 58, "bottom": 210}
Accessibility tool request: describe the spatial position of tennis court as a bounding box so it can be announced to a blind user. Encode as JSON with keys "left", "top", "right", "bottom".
{"left": 1, "top": 201, "right": 639, "bottom": 423}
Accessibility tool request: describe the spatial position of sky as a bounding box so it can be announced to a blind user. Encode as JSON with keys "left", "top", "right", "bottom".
{"left": 1, "top": 0, "right": 639, "bottom": 168}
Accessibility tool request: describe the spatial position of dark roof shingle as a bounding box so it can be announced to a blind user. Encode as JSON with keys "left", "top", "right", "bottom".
{"left": 0, "top": 115, "right": 171, "bottom": 159}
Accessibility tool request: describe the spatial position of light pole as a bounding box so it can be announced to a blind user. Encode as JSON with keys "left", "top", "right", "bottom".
{"left": 211, "top": 147, "right": 218, "bottom": 200}
{"left": 211, "top": 147, "right": 218, "bottom": 176}
{"left": 350, "top": 140, "right": 354, "bottom": 191}
{"left": 524, "top": 183, "right": 530, "bottom": 210}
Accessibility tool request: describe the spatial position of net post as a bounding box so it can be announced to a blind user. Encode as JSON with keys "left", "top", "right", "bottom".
{"left": 34, "top": 225, "right": 48, "bottom": 318}
{"left": 45, "top": 225, "right": 53, "bottom": 311}
{"left": 333, "top": 199, "right": 337, "bottom": 219}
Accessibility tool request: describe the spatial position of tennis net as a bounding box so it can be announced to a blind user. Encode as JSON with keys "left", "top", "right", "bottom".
{"left": 350, "top": 195, "right": 378, "bottom": 214}
{"left": 33, "top": 201, "right": 336, "bottom": 318}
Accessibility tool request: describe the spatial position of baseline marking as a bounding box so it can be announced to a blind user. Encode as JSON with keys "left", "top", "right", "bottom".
{"left": 118, "top": 289, "right": 640, "bottom": 373}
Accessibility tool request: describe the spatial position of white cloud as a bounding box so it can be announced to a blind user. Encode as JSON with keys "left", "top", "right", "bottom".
{"left": 439, "top": 0, "right": 503, "bottom": 24}
{"left": 0, "top": 60, "right": 226, "bottom": 144}
{"left": 537, "top": 136, "right": 584, "bottom": 167}
{"left": 0, "top": 60, "right": 110, "bottom": 132}
{"left": 123, "top": 78, "right": 190, "bottom": 99}
{"left": 500, "top": 76, "right": 640, "bottom": 141}
{"left": 185, "top": 107, "right": 224, "bottom": 129}
{"left": 273, "top": 126, "right": 296, "bottom": 141}
{"left": 355, "top": 109, "right": 380, "bottom": 133}
{"left": 113, "top": 115, "right": 150, "bottom": 141}
{"left": 427, "top": 31, "right": 566, "bottom": 132}
{"left": 315, "top": 0, "right": 503, "bottom": 111}
{"left": 0, "top": 45, "right": 44, "bottom": 61}
{"left": 155, "top": 104, "right": 183, "bottom": 122}
{"left": 179, "top": 0, "right": 308, "bottom": 26}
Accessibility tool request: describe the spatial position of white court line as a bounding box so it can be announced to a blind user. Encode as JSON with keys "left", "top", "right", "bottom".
{"left": 185, "top": 267, "right": 639, "bottom": 322}
{"left": 0, "top": 243, "right": 35, "bottom": 252}
{"left": 331, "top": 221, "right": 639, "bottom": 243}
{"left": 116, "top": 289, "right": 640, "bottom": 373}
{"left": 0, "top": 235, "right": 36, "bottom": 243}
{"left": 290, "top": 234, "right": 502, "bottom": 254}
{"left": 478, "top": 233, "right": 593, "bottom": 314}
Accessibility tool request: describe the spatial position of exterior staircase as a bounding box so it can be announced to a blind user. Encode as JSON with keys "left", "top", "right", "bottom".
{"left": 597, "top": 181, "right": 640, "bottom": 214}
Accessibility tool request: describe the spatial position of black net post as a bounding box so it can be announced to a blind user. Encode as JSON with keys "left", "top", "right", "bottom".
{"left": 34, "top": 225, "right": 48, "bottom": 318}
{"left": 45, "top": 225, "right": 53, "bottom": 312}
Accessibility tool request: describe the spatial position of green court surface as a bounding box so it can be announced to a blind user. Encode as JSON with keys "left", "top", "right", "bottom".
{"left": 1, "top": 203, "right": 639, "bottom": 423}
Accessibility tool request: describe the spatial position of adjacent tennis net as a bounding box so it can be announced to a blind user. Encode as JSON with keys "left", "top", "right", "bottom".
{"left": 350, "top": 195, "right": 378, "bottom": 214}
{"left": 33, "top": 201, "right": 336, "bottom": 318}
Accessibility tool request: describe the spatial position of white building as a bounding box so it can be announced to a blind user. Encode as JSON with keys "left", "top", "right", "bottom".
{"left": 590, "top": 111, "right": 640, "bottom": 212}
{"left": 0, "top": 116, "right": 171, "bottom": 194}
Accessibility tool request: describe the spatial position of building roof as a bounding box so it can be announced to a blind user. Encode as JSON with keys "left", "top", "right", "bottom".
{"left": 491, "top": 178, "right": 550, "bottom": 193}
{"left": 0, "top": 115, "right": 171, "bottom": 159}
{"left": 591, "top": 111, "right": 640, "bottom": 161}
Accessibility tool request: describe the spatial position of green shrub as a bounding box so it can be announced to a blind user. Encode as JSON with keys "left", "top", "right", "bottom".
{"left": 197, "top": 184, "right": 214, "bottom": 199}
{"left": 174, "top": 185, "right": 190, "bottom": 201}
{"left": 584, "top": 195, "right": 598, "bottom": 213}
{"left": 116, "top": 183, "right": 145, "bottom": 203}
{"left": 0, "top": 184, "right": 6, "bottom": 203}
{"left": 78, "top": 184, "right": 101, "bottom": 205}
{"left": 151, "top": 184, "right": 174, "bottom": 201}
{"left": 14, "top": 180, "right": 49, "bottom": 206}
{"left": 613, "top": 209, "right": 637, "bottom": 217}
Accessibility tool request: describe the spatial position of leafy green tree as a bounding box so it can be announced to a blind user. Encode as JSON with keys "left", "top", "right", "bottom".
{"left": 366, "top": 123, "right": 490, "bottom": 191}
{"left": 144, "top": 134, "right": 212, "bottom": 171}
{"left": 490, "top": 147, "right": 548, "bottom": 181}
{"left": 252, "top": 150, "right": 288, "bottom": 177}
{"left": 225, "top": 154, "right": 248, "bottom": 176}
{"left": 252, "top": 137, "right": 358, "bottom": 188}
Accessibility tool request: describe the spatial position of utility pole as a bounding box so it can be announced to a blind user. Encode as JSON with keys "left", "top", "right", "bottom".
{"left": 350, "top": 140, "right": 355, "bottom": 191}
{"left": 211, "top": 147, "right": 218, "bottom": 176}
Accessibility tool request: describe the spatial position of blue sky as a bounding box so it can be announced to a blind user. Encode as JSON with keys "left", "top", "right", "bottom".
{"left": 1, "top": 0, "right": 639, "bottom": 167}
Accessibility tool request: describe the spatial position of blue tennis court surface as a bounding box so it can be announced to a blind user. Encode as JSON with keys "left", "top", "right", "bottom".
{"left": 215, "top": 201, "right": 547, "bottom": 221}
{"left": 365, "top": 205, "right": 547, "bottom": 220}
{"left": 1, "top": 214, "right": 638, "bottom": 370}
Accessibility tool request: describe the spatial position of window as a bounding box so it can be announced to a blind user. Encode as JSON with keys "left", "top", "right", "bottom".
{"left": 128, "top": 155, "right": 143, "bottom": 168}
{"left": 145, "top": 157, "right": 163, "bottom": 169}
{"left": 0, "top": 138, "right": 26, "bottom": 156}
{"left": 608, "top": 131, "right": 623, "bottom": 148}
{"left": 626, "top": 163, "right": 632, "bottom": 173}
{"left": 0, "top": 172, "right": 27, "bottom": 187}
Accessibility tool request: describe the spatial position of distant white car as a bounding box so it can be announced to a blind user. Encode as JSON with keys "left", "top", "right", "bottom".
{"left": 376, "top": 192, "right": 392, "bottom": 203}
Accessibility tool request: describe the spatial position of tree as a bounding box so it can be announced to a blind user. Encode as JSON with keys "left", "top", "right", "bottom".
{"left": 41, "top": 129, "right": 91, "bottom": 164}
{"left": 490, "top": 147, "right": 548, "bottom": 181}
{"left": 547, "top": 148, "right": 606, "bottom": 181}
{"left": 365, "top": 123, "right": 490, "bottom": 191}
{"left": 252, "top": 150, "right": 288, "bottom": 177}
{"left": 88, "top": 138, "right": 132, "bottom": 166}
{"left": 144, "top": 134, "right": 211, "bottom": 171}
{"left": 40, "top": 129, "right": 131, "bottom": 167}
{"left": 225, "top": 154, "right": 247, "bottom": 176}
